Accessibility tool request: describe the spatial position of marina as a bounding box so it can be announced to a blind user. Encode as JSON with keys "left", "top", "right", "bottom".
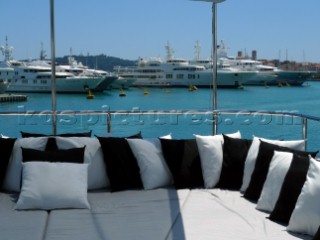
{"left": 0, "top": 0, "right": 320, "bottom": 239}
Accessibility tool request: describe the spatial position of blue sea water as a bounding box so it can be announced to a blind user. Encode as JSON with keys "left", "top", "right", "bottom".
{"left": 1, "top": 82, "right": 320, "bottom": 151}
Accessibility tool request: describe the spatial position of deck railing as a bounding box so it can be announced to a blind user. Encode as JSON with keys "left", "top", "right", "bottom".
{"left": 1, "top": 110, "right": 319, "bottom": 151}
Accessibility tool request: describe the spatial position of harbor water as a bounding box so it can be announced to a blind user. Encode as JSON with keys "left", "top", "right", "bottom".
{"left": 1, "top": 82, "right": 320, "bottom": 151}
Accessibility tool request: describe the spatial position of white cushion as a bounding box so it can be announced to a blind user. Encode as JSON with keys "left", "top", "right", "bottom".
{"left": 16, "top": 162, "right": 90, "bottom": 210}
{"left": 3, "top": 137, "right": 48, "bottom": 192}
{"left": 194, "top": 131, "right": 241, "bottom": 188}
{"left": 240, "top": 136, "right": 305, "bottom": 192}
{"left": 127, "top": 138, "right": 173, "bottom": 190}
{"left": 55, "top": 137, "right": 109, "bottom": 190}
{"left": 257, "top": 151, "right": 293, "bottom": 212}
{"left": 287, "top": 157, "right": 320, "bottom": 236}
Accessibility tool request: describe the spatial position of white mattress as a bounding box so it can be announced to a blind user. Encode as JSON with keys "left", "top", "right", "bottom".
{"left": 0, "top": 193, "right": 48, "bottom": 240}
{"left": 3, "top": 189, "right": 310, "bottom": 240}
{"left": 167, "top": 189, "right": 312, "bottom": 240}
{"left": 44, "top": 189, "right": 190, "bottom": 240}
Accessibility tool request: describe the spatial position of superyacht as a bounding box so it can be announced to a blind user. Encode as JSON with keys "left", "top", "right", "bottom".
{"left": 114, "top": 43, "right": 268, "bottom": 88}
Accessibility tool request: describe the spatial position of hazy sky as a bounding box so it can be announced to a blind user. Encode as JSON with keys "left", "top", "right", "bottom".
{"left": 1, "top": 0, "right": 319, "bottom": 62}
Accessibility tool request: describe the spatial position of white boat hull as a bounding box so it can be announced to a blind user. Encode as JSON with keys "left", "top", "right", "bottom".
{"left": 0, "top": 80, "right": 8, "bottom": 93}
{"left": 129, "top": 70, "right": 261, "bottom": 88}
{"left": 6, "top": 76, "right": 103, "bottom": 93}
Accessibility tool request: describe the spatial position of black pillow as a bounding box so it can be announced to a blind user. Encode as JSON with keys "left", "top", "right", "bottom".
{"left": 244, "top": 140, "right": 317, "bottom": 201}
{"left": 45, "top": 137, "right": 59, "bottom": 151}
{"left": 97, "top": 137, "right": 143, "bottom": 192}
{"left": 0, "top": 138, "right": 16, "bottom": 190}
{"left": 313, "top": 226, "right": 320, "bottom": 240}
{"left": 269, "top": 153, "right": 310, "bottom": 224}
{"left": 20, "top": 130, "right": 92, "bottom": 138}
{"left": 160, "top": 139, "right": 204, "bottom": 189}
{"left": 217, "top": 135, "right": 252, "bottom": 190}
{"left": 21, "top": 147, "right": 86, "bottom": 164}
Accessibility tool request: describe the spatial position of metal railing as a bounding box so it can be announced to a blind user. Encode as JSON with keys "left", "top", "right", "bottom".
{"left": 0, "top": 110, "right": 319, "bottom": 150}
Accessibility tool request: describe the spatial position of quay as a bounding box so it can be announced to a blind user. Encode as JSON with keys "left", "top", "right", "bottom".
{"left": 0, "top": 94, "right": 28, "bottom": 102}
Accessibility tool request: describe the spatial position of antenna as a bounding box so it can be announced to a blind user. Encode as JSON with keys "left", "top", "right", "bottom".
{"left": 40, "top": 42, "right": 47, "bottom": 60}
{"left": 194, "top": 41, "right": 201, "bottom": 61}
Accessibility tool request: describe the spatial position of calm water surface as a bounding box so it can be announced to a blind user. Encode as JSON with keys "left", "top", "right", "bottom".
{"left": 1, "top": 81, "right": 320, "bottom": 150}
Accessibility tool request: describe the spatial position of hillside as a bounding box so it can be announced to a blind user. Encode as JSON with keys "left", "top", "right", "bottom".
{"left": 55, "top": 54, "right": 136, "bottom": 72}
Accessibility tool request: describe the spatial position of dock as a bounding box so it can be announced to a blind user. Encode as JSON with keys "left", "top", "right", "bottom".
{"left": 0, "top": 94, "right": 28, "bottom": 102}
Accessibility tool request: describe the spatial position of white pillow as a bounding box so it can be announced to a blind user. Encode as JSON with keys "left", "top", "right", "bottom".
{"left": 127, "top": 138, "right": 173, "bottom": 190}
{"left": 55, "top": 137, "right": 109, "bottom": 190}
{"left": 3, "top": 137, "right": 48, "bottom": 192}
{"left": 194, "top": 131, "right": 241, "bottom": 188}
{"left": 240, "top": 136, "right": 305, "bottom": 192}
{"left": 16, "top": 162, "right": 90, "bottom": 210}
{"left": 287, "top": 157, "right": 320, "bottom": 236}
{"left": 257, "top": 151, "right": 293, "bottom": 212}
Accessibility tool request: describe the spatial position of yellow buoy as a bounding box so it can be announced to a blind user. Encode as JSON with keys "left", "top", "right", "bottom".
{"left": 285, "top": 82, "right": 291, "bottom": 87}
{"left": 86, "top": 89, "right": 95, "bottom": 99}
{"left": 189, "top": 85, "right": 197, "bottom": 91}
{"left": 143, "top": 89, "right": 149, "bottom": 95}
{"left": 278, "top": 82, "right": 283, "bottom": 87}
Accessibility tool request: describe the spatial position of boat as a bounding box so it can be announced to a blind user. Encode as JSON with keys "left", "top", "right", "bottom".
{"left": 113, "top": 43, "right": 266, "bottom": 88}
{"left": 1, "top": 60, "right": 104, "bottom": 93}
{"left": 108, "top": 76, "right": 136, "bottom": 89}
{"left": 28, "top": 48, "right": 118, "bottom": 92}
{"left": 190, "top": 41, "right": 276, "bottom": 86}
{"left": 216, "top": 40, "right": 313, "bottom": 86}
{"left": 0, "top": 40, "right": 104, "bottom": 93}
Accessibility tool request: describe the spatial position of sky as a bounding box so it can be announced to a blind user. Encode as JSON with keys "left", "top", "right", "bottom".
{"left": 0, "top": 0, "right": 319, "bottom": 63}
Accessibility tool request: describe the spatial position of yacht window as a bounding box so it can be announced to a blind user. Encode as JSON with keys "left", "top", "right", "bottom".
{"left": 177, "top": 74, "right": 184, "bottom": 79}
{"left": 166, "top": 74, "right": 173, "bottom": 79}
{"left": 22, "top": 79, "right": 28, "bottom": 84}
{"left": 188, "top": 74, "right": 195, "bottom": 79}
{"left": 41, "top": 80, "right": 47, "bottom": 84}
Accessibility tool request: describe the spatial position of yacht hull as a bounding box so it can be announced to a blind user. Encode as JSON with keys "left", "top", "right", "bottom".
{"left": 129, "top": 71, "right": 260, "bottom": 88}
{"left": 268, "top": 71, "right": 314, "bottom": 86}
{"left": 6, "top": 77, "right": 103, "bottom": 93}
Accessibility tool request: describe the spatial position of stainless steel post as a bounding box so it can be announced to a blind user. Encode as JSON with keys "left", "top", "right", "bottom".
{"left": 50, "top": 0, "right": 57, "bottom": 135}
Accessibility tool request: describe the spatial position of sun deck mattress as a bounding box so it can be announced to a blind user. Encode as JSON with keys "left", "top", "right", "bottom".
{"left": 0, "top": 193, "right": 48, "bottom": 240}
{"left": 167, "top": 189, "right": 312, "bottom": 240}
{"left": 44, "top": 189, "right": 190, "bottom": 240}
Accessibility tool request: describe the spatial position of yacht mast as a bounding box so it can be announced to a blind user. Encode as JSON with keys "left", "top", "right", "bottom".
{"left": 194, "top": 41, "right": 201, "bottom": 61}
{"left": 0, "top": 36, "right": 14, "bottom": 61}
{"left": 165, "top": 42, "right": 174, "bottom": 61}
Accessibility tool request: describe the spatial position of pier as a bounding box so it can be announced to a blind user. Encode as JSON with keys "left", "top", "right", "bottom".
{"left": 0, "top": 94, "right": 28, "bottom": 102}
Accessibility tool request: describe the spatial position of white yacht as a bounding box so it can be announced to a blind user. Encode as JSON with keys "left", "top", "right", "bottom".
{"left": 114, "top": 43, "right": 269, "bottom": 88}
{"left": 0, "top": 40, "right": 104, "bottom": 93}
{"left": 190, "top": 41, "right": 276, "bottom": 86}
{"left": 28, "top": 48, "right": 118, "bottom": 92}
{"left": 216, "top": 40, "right": 313, "bottom": 86}
{"left": 2, "top": 60, "right": 103, "bottom": 93}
